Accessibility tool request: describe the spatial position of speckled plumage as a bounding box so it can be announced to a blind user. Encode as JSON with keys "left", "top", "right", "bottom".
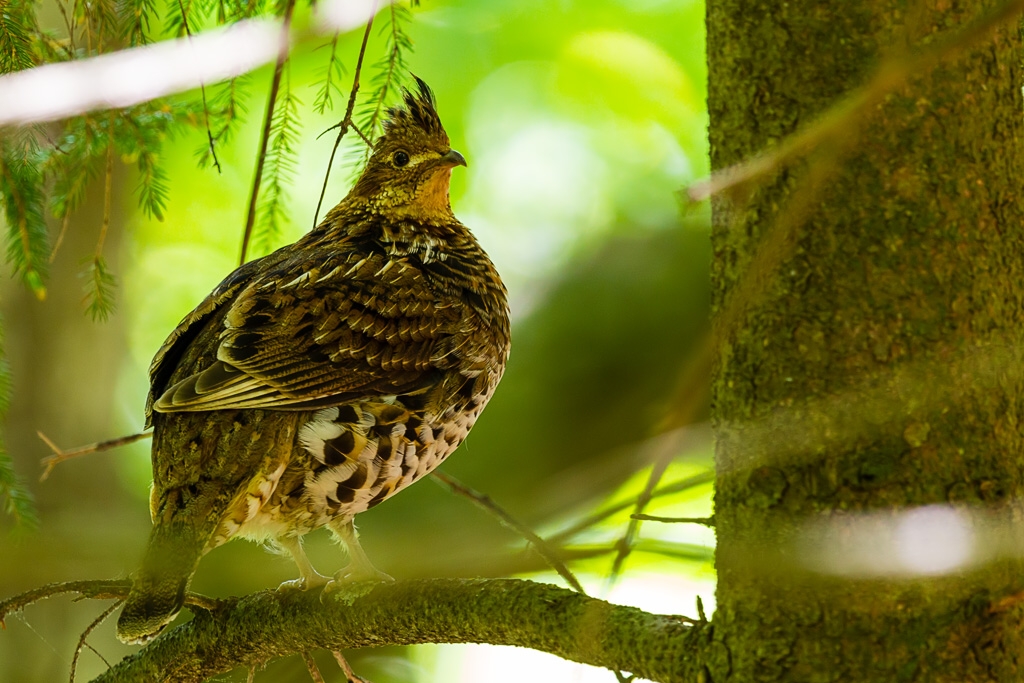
{"left": 116, "top": 79, "right": 510, "bottom": 644}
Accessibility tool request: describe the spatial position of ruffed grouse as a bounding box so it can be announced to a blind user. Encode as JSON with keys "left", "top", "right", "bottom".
{"left": 116, "top": 78, "right": 510, "bottom": 644}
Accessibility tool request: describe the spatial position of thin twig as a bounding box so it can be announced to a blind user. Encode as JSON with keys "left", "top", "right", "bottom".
{"left": 38, "top": 430, "right": 152, "bottom": 481}
{"left": 545, "top": 471, "right": 715, "bottom": 547}
{"left": 431, "top": 471, "right": 587, "bottom": 595}
{"left": 49, "top": 212, "right": 71, "bottom": 263}
{"left": 239, "top": 0, "right": 297, "bottom": 266}
{"left": 69, "top": 600, "right": 122, "bottom": 682}
{"left": 331, "top": 651, "right": 369, "bottom": 683}
{"left": 312, "top": 3, "right": 376, "bottom": 228}
{"left": 176, "top": 0, "right": 221, "bottom": 173}
{"left": 0, "top": 579, "right": 224, "bottom": 626}
{"left": 350, "top": 121, "right": 373, "bottom": 147}
{"left": 631, "top": 514, "right": 715, "bottom": 527}
{"left": 98, "top": 114, "right": 114, "bottom": 256}
{"left": 607, "top": 445, "right": 677, "bottom": 588}
{"left": 1, "top": 580, "right": 130, "bottom": 624}
{"left": 83, "top": 642, "right": 112, "bottom": 670}
{"left": 613, "top": 136, "right": 851, "bottom": 588}
{"left": 303, "top": 652, "right": 326, "bottom": 683}
{"left": 687, "top": 0, "right": 1024, "bottom": 202}
{"left": 59, "top": 0, "right": 75, "bottom": 53}
{"left": 362, "top": 1, "right": 403, "bottom": 141}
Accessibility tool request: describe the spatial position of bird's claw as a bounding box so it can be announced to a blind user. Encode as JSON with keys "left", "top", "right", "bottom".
{"left": 321, "top": 565, "right": 393, "bottom": 599}
{"left": 277, "top": 573, "right": 330, "bottom": 593}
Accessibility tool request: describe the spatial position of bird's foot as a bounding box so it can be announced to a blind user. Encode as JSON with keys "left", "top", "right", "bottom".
{"left": 322, "top": 563, "right": 393, "bottom": 598}
{"left": 277, "top": 572, "right": 330, "bottom": 593}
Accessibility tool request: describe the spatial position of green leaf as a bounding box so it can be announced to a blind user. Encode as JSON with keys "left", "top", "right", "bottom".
{"left": 356, "top": 2, "right": 414, "bottom": 142}
{"left": 0, "top": 449, "right": 37, "bottom": 534}
{"left": 119, "top": 0, "right": 159, "bottom": 46}
{"left": 47, "top": 117, "right": 102, "bottom": 221}
{"left": 196, "top": 77, "right": 250, "bottom": 169}
{"left": 82, "top": 255, "right": 117, "bottom": 321}
{"left": 0, "top": 0, "right": 38, "bottom": 74}
{"left": 136, "top": 148, "right": 170, "bottom": 220}
{"left": 253, "top": 68, "right": 301, "bottom": 256}
{"left": 0, "top": 317, "right": 37, "bottom": 532}
{"left": 312, "top": 35, "right": 347, "bottom": 115}
{"left": 0, "top": 133, "right": 50, "bottom": 298}
{"left": 114, "top": 108, "right": 175, "bottom": 220}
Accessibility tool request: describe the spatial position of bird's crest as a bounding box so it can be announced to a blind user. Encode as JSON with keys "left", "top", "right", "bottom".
{"left": 381, "top": 76, "right": 447, "bottom": 143}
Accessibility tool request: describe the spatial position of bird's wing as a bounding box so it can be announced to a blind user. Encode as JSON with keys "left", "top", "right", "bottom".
{"left": 145, "top": 259, "right": 265, "bottom": 423}
{"left": 152, "top": 246, "right": 460, "bottom": 412}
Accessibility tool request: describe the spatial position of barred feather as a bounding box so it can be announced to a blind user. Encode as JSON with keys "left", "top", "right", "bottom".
{"left": 118, "top": 79, "right": 509, "bottom": 644}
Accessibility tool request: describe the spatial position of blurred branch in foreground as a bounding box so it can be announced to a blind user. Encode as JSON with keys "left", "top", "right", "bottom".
{"left": 0, "top": 20, "right": 280, "bottom": 127}
{"left": 686, "top": 0, "right": 1024, "bottom": 202}
{"left": 0, "top": 0, "right": 384, "bottom": 128}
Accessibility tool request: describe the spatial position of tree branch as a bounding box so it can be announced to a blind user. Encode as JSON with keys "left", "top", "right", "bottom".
{"left": 38, "top": 430, "right": 152, "bottom": 481}
{"left": 311, "top": 5, "right": 375, "bottom": 228}
{"left": 239, "top": 0, "right": 297, "bottom": 266}
{"left": 64, "top": 579, "right": 706, "bottom": 683}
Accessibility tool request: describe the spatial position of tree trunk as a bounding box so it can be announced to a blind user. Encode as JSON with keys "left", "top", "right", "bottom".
{"left": 708, "top": 1, "right": 1024, "bottom": 681}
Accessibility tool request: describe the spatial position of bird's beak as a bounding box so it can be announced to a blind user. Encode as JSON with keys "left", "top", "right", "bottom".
{"left": 440, "top": 149, "right": 467, "bottom": 168}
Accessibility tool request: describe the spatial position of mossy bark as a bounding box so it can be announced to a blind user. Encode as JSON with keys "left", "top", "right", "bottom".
{"left": 708, "top": 1, "right": 1024, "bottom": 681}
{"left": 87, "top": 579, "right": 709, "bottom": 683}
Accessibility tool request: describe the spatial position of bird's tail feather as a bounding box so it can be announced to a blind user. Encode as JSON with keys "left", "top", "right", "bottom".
{"left": 116, "top": 522, "right": 205, "bottom": 644}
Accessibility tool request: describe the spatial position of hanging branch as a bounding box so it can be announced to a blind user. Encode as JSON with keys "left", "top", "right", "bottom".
{"left": 357, "top": 1, "right": 411, "bottom": 142}
{"left": 0, "top": 134, "right": 50, "bottom": 299}
{"left": 197, "top": 77, "right": 249, "bottom": 170}
{"left": 0, "top": 451, "right": 36, "bottom": 531}
{"left": 176, "top": 0, "right": 222, "bottom": 173}
{"left": 312, "top": 33, "right": 346, "bottom": 115}
{"left": 250, "top": 66, "right": 301, "bottom": 257}
{"left": 239, "top": 0, "right": 297, "bottom": 266}
{"left": 0, "top": 0, "right": 38, "bottom": 74}
{"left": 118, "top": 0, "right": 156, "bottom": 47}
{"left": 311, "top": 3, "right": 376, "bottom": 228}
{"left": 0, "top": 310, "right": 34, "bottom": 531}
{"left": 82, "top": 117, "right": 117, "bottom": 321}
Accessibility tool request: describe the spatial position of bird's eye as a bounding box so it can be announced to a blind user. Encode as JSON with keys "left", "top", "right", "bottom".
{"left": 392, "top": 150, "right": 410, "bottom": 167}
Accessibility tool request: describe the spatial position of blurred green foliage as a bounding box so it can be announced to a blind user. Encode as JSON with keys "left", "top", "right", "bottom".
{"left": 0, "top": 0, "right": 711, "bottom": 680}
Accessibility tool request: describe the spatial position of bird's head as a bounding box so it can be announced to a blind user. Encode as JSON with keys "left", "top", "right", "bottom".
{"left": 349, "top": 77, "right": 466, "bottom": 219}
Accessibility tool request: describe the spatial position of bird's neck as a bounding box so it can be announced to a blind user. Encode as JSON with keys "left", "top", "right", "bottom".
{"left": 315, "top": 201, "right": 460, "bottom": 260}
{"left": 342, "top": 168, "right": 456, "bottom": 224}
